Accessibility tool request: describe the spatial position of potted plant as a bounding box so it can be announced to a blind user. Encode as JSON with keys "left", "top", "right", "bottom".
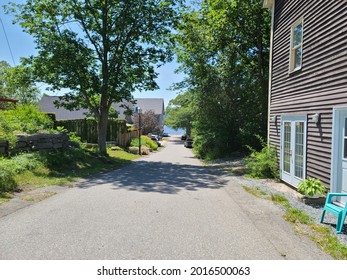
{"left": 297, "top": 177, "right": 327, "bottom": 198}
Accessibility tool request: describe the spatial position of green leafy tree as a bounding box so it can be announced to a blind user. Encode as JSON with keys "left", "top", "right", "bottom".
{"left": 174, "top": 0, "right": 271, "bottom": 159}
{"left": 0, "top": 60, "right": 40, "bottom": 104}
{"left": 164, "top": 92, "right": 193, "bottom": 136}
{"left": 6, "top": 0, "right": 181, "bottom": 155}
{"left": 0, "top": 61, "right": 11, "bottom": 98}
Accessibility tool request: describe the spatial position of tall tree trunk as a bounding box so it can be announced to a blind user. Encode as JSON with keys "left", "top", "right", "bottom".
{"left": 98, "top": 106, "right": 109, "bottom": 156}
{"left": 97, "top": 2, "right": 110, "bottom": 156}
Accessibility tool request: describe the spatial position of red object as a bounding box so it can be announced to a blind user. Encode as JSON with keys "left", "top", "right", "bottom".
{"left": 0, "top": 97, "right": 19, "bottom": 104}
{"left": 0, "top": 98, "right": 19, "bottom": 109}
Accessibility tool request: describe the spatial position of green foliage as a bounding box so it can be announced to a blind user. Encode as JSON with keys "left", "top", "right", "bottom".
{"left": 0, "top": 104, "right": 54, "bottom": 147}
{"left": 6, "top": 0, "right": 181, "bottom": 155}
{"left": 297, "top": 178, "right": 327, "bottom": 197}
{"left": 0, "top": 159, "right": 17, "bottom": 192}
{"left": 0, "top": 153, "right": 44, "bottom": 192}
{"left": 245, "top": 136, "right": 279, "bottom": 179}
{"left": 0, "top": 114, "right": 19, "bottom": 147}
{"left": 284, "top": 207, "right": 313, "bottom": 224}
{"left": 271, "top": 193, "right": 291, "bottom": 208}
{"left": 0, "top": 146, "right": 139, "bottom": 194}
{"left": 56, "top": 126, "right": 85, "bottom": 149}
{"left": 0, "top": 60, "right": 40, "bottom": 104}
{"left": 9, "top": 153, "right": 44, "bottom": 174}
{"left": 174, "top": 0, "right": 271, "bottom": 159}
{"left": 130, "top": 135, "right": 158, "bottom": 151}
{"left": 164, "top": 92, "right": 192, "bottom": 135}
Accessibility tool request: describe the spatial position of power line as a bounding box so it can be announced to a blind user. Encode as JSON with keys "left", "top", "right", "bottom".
{"left": 0, "top": 16, "right": 16, "bottom": 66}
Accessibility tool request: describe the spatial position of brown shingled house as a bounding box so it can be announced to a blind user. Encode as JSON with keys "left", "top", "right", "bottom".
{"left": 264, "top": 0, "right": 347, "bottom": 203}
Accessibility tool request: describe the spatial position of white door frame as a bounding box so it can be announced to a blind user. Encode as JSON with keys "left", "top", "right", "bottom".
{"left": 280, "top": 115, "right": 307, "bottom": 188}
{"left": 331, "top": 108, "right": 347, "bottom": 200}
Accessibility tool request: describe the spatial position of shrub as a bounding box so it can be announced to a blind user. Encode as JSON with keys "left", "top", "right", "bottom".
{"left": 10, "top": 153, "right": 44, "bottom": 174}
{"left": 141, "top": 135, "right": 158, "bottom": 151}
{"left": 0, "top": 158, "right": 17, "bottom": 192}
{"left": 245, "top": 135, "right": 279, "bottom": 179}
{"left": 56, "top": 126, "right": 85, "bottom": 148}
{"left": 0, "top": 153, "right": 45, "bottom": 192}
{"left": 130, "top": 135, "right": 158, "bottom": 151}
{"left": 0, "top": 104, "right": 53, "bottom": 147}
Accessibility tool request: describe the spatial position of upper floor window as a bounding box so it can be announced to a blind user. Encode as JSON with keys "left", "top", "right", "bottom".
{"left": 290, "top": 18, "right": 303, "bottom": 72}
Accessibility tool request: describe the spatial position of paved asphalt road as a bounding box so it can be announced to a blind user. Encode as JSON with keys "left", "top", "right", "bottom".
{"left": 0, "top": 136, "right": 330, "bottom": 260}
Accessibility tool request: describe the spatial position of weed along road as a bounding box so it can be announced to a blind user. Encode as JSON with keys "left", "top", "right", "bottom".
{"left": 0, "top": 136, "right": 330, "bottom": 260}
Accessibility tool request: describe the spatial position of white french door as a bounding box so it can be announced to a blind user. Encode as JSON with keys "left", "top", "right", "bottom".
{"left": 281, "top": 116, "right": 307, "bottom": 188}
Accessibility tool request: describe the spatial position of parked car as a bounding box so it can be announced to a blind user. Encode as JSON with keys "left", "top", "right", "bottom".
{"left": 150, "top": 134, "right": 162, "bottom": 147}
{"left": 181, "top": 134, "right": 187, "bottom": 141}
{"left": 162, "top": 132, "right": 169, "bottom": 137}
{"left": 184, "top": 138, "right": 193, "bottom": 148}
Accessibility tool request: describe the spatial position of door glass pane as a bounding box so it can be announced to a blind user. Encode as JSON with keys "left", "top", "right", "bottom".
{"left": 283, "top": 122, "right": 291, "bottom": 173}
{"left": 295, "top": 122, "right": 304, "bottom": 179}
{"left": 344, "top": 118, "right": 347, "bottom": 159}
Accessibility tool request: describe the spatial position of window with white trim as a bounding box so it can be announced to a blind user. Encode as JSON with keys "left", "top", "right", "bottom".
{"left": 289, "top": 18, "right": 303, "bottom": 72}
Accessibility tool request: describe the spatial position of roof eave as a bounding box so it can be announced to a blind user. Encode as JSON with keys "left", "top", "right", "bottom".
{"left": 263, "top": 0, "right": 274, "bottom": 8}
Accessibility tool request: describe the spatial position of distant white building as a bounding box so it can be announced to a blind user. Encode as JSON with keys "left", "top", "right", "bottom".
{"left": 39, "top": 96, "right": 165, "bottom": 125}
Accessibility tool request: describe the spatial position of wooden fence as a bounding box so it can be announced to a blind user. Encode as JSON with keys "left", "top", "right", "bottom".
{"left": 55, "top": 119, "right": 137, "bottom": 147}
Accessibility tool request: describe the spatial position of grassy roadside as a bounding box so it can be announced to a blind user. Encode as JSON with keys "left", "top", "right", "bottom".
{"left": 0, "top": 148, "right": 139, "bottom": 204}
{"left": 243, "top": 186, "right": 347, "bottom": 260}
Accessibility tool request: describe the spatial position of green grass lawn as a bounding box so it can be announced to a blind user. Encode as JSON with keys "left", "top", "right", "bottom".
{"left": 0, "top": 148, "right": 139, "bottom": 204}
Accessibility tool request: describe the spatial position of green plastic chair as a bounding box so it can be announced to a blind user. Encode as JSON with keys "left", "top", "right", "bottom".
{"left": 320, "top": 193, "right": 347, "bottom": 234}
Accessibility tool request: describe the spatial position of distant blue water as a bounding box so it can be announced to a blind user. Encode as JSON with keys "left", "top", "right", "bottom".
{"left": 163, "top": 125, "right": 185, "bottom": 135}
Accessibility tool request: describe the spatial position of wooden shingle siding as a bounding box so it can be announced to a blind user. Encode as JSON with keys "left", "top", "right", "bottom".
{"left": 269, "top": 0, "right": 347, "bottom": 187}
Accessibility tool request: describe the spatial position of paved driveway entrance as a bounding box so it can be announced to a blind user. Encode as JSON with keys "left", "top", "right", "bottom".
{"left": 0, "top": 136, "right": 330, "bottom": 259}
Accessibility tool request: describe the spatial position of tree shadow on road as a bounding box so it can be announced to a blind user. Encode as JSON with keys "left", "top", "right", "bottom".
{"left": 77, "top": 160, "right": 228, "bottom": 194}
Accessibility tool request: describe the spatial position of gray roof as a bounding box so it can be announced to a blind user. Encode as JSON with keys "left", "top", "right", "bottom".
{"left": 39, "top": 96, "right": 165, "bottom": 121}
{"left": 134, "top": 98, "right": 165, "bottom": 115}
{"left": 39, "top": 96, "right": 89, "bottom": 120}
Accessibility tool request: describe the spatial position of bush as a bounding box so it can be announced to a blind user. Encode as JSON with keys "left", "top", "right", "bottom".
{"left": 0, "top": 104, "right": 53, "bottom": 147}
{"left": 130, "top": 135, "right": 158, "bottom": 151}
{"left": 0, "top": 153, "right": 44, "bottom": 192}
{"left": 245, "top": 136, "right": 279, "bottom": 179}
{"left": 56, "top": 126, "right": 85, "bottom": 149}
{"left": 0, "top": 159, "right": 17, "bottom": 192}
{"left": 9, "top": 153, "right": 44, "bottom": 174}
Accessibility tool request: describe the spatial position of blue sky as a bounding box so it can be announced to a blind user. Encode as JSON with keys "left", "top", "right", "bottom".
{"left": 0, "top": 1, "right": 184, "bottom": 108}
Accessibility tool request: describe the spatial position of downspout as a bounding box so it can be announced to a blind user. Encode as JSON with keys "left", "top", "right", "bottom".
{"left": 266, "top": 1, "right": 275, "bottom": 146}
